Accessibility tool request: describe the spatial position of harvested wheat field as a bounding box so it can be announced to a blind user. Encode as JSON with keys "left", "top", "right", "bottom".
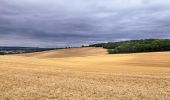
{"left": 0, "top": 47, "right": 170, "bottom": 100}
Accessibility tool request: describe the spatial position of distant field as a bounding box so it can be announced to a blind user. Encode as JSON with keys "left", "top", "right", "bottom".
{"left": 0, "top": 47, "right": 170, "bottom": 100}
{"left": 18, "top": 47, "right": 108, "bottom": 58}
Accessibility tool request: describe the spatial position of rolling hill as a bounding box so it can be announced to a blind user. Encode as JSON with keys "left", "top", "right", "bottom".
{"left": 18, "top": 47, "right": 108, "bottom": 58}
{"left": 0, "top": 47, "right": 170, "bottom": 100}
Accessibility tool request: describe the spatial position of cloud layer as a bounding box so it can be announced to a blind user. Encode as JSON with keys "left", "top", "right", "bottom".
{"left": 0, "top": 0, "right": 170, "bottom": 47}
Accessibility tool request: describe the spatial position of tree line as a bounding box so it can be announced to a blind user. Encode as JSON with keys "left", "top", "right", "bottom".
{"left": 89, "top": 39, "right": 170, "bottom": 54}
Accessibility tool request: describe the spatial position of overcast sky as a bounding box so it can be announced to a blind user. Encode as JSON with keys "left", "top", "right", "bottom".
{"left": 0, "top": 0, "right": 170, "bottom": 47}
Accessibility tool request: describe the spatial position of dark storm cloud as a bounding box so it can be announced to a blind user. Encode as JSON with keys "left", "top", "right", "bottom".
{"left": 0, "top": 0, "right": 170, "bottom": 47}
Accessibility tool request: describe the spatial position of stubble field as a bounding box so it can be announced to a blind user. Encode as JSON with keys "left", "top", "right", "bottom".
{"left": 0, "top": 47, "right": 170, "bottom": 100}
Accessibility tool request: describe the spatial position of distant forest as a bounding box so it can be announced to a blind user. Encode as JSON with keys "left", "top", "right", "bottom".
{"left": 89, "top": 39, "right": 170, "bottom": 54}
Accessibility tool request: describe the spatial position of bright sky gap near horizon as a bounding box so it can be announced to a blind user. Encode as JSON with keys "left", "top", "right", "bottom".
{"left": 0, "top": 0, "right": 170, "bottom": 47}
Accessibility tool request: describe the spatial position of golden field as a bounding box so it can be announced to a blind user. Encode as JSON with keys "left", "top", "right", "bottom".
{"left": 0, "top": 47, "right": 170, "bottom": 100}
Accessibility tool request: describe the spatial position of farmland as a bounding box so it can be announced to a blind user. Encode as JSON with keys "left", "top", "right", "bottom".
{"left": 0, "top": 47, "right": 170, "bottom": 100}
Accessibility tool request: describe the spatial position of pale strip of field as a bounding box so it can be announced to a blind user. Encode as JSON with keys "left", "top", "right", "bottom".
{"left": 0, "top": 47, "right": 170, "bottom": 100}
{"left": 18, "top": 47, "right": 108, "bottom": 58}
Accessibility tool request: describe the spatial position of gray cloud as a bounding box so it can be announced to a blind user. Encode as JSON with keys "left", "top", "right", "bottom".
{"left": 0, "top": 0, "right": 170, "bottom": 47}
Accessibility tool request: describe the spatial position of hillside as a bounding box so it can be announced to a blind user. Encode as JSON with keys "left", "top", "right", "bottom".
{"left": 0, "top": 48, "right": 170, "bottom": 99}
{"left": 19, "top": 47, "right": 107, "bottom": 58}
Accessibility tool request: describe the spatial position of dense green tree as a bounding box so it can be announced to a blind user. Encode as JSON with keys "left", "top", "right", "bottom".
{"left": 89, "top": 39, "right": 170, "bottom": 54}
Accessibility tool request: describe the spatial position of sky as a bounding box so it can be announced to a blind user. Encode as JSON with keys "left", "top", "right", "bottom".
{"left": 0, "top": 0, "right": 170, "bottom": 47}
